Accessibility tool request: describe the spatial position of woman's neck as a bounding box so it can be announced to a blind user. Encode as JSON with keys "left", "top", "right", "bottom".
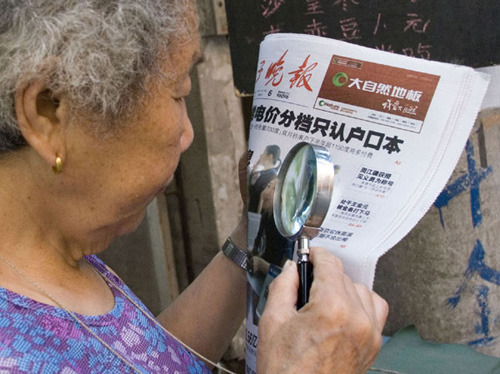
{"left": 0, "top": 155, "right": 115, "bottom": 315}
{"left": 0, "top": 199, "right": 115, "bottom": 315}
{"left": 0, "top": 150, "right": 114, "bottom": 264}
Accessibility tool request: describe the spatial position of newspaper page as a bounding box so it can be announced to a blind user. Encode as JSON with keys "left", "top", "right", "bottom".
{"left": 245, "top": 33, "right": 489, "bottom": 374}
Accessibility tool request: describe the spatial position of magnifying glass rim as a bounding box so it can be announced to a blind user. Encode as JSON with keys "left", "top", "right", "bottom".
{"left": 273, "top": 142, "right": 334, "bottom": 240}
{"left": 304, "top": 145, "right": 334, "bottom": 235}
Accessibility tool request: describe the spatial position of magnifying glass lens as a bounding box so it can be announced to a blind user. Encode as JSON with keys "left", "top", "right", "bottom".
{"left": 279, "top": 145, "right": 317, "bottom": 237}
{"left": 272, "top": 142, "right": 334, "bottom": 309}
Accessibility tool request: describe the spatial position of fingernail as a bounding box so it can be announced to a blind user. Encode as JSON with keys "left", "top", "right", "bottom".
{"left": 284, "top": 259, "right": 294, "bottom": 270}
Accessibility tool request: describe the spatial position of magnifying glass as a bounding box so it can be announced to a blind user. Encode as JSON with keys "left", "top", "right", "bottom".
{"left": 273, "top": 142, "right": 335, "bottom": 309}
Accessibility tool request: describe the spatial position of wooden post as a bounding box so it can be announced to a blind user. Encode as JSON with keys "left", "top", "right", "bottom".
{"left": 176, "top": 1, "right": 246, "bottom": 278}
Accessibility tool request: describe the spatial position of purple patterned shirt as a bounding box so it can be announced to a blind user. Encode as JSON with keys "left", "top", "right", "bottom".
{"left": 0, "top": 255, "right": 212, "bottom": 374}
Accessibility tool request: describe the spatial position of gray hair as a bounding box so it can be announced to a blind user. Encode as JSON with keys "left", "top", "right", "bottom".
{"left": 0, "top": 0, "right": 196, "bottom": 152}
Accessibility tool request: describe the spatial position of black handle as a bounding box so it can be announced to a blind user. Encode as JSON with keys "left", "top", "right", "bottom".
{"left": 297, "top": 259, "right": 313, "bottom": 309}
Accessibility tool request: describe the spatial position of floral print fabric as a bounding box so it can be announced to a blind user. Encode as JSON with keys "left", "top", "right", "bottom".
{"left": 0, "top": 255, "right": 211, "bottom": 374}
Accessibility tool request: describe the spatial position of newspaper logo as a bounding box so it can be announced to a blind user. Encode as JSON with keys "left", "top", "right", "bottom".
{"left": 315, "top": 55, "right": 440, "bottom": 133}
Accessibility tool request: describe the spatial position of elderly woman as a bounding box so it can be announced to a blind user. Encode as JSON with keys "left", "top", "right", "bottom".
{"left": 0, "top": 1, "right": 387, "bottom": 373}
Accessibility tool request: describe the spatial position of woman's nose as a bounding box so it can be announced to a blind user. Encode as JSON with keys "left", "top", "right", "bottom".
{"left": 180, "top": 111, "right": 194, "bottom": 153}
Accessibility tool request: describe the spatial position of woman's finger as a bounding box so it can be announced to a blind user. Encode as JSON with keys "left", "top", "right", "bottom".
{"left": 372, "top": 291, "right": 389, "bottom": 333}
{"left": 353, "top": 282, "right": 377, "bottom": 322}
{"left": 264, "top": 260, "right": 299, "bottom": 314}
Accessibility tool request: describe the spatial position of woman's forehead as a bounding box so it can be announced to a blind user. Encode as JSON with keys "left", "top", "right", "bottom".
{"left": 168, "top": 36, "right": 201, "bottom": 75}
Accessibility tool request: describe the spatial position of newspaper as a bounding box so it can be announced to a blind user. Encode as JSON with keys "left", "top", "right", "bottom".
{"left": 245, "top": 33, "right": 489, "bottom": 374}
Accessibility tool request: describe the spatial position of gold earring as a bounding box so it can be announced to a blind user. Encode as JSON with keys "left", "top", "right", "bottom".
{"left": 52, "top": 155, "right": 63, "bottom": 174}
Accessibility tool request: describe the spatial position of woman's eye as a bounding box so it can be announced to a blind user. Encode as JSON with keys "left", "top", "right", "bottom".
{"left": 174, "top": 97, "right": 185, "bottom": 103}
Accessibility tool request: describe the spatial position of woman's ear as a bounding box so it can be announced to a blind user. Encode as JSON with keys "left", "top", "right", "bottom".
{"left": 14, "top": 80, "right": 68, "bottom": 168}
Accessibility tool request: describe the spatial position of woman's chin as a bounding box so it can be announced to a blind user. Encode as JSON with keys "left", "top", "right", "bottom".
{"left": 116, "top": 209, "right": 148, "bottom": 237}
{"left": 164, "top": 175, "right": 175, "bottom": 189}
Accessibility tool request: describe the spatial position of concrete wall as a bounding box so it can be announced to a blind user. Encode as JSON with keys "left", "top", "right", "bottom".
{"left": 175, "top": 1, "right": 246, "bottom": 278}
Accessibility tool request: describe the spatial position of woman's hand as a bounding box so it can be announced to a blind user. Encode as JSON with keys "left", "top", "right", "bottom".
{"left": 257, "top": 247, "right": 388, "bottom": 374}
